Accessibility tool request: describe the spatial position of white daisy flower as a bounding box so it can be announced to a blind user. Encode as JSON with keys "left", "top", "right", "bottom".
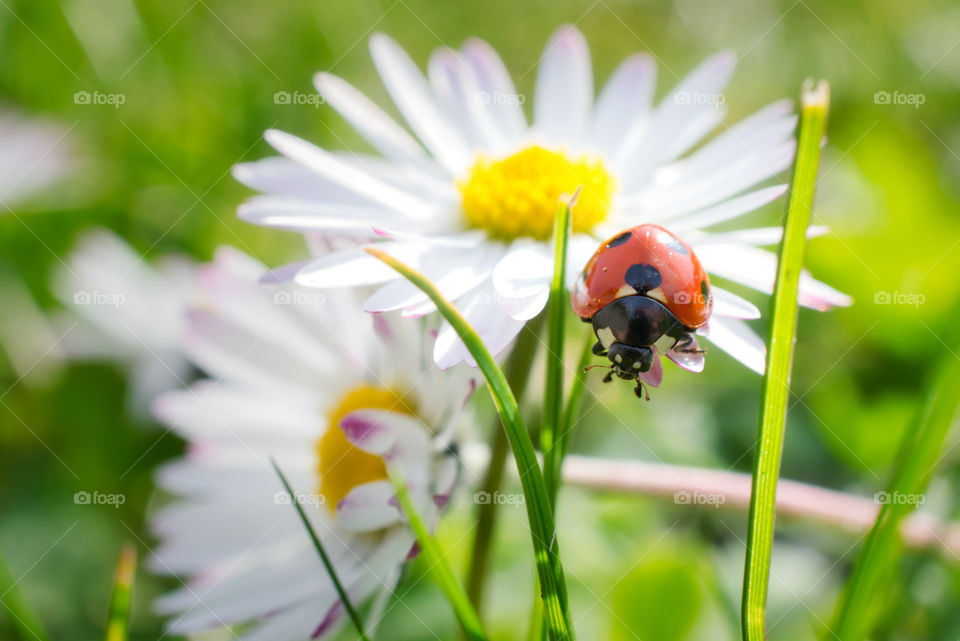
{"left": 0, "top": 110, "right": 71, "bottom": 207}
{"left": 51, "top": 228, "right": 195, "bottom": 414}
{"left": 149, "top": 247, "right": 471, "bottom": 641}
{"left": 234, "top": 25, "right": 850, "bottom": 371}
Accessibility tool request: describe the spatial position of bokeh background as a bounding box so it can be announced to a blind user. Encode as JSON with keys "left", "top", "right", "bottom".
{"left": 2, "top": 0, "right": 960, "bottom": 639}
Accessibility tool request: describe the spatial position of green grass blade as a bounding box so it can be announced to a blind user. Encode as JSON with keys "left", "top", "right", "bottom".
{"left": 390, "top": 473, "right": 488, "bottom": 641}
{"left": 741, "top": 79, "right": 830, "bottom": 641}
{"left": 271, "top": 459, "right": 371, "bottom": 641}
{"left": 0, "top": 552, "right": 52, "bottom": 641}
{"left": 832, "top": 324, "right": 960, "bottom": 640}
{"left": 105, "top": 543, "right": 136, "bottom": 641}
{"left": 467, "top": 319, "right": 542, "bottom": 609}
{"left": 366, "top": 248, "right": 575, "bottom": 641}
{"left": 543, "top": 192, "right": 575, "bottom": 506}
{"left": 558, "top": 338, "right": 593, "bottom": 467}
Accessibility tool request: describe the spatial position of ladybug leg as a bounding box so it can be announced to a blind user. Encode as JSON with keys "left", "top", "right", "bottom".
{"left": 675, "top": 332, "right": 707, "bottom": 355}
{"left": 633, "top": 379, "right": 650, "bottom": 401}
{"left": 592, "top": 340, "right": 607, "bottom": 356}
{"left": 602, "top": 370, "right": 614, "bottom": 384}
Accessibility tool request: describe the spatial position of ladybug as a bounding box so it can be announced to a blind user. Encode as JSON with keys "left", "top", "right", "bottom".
{"left": 571, "top": 224, "right": 711, "bottom": 399}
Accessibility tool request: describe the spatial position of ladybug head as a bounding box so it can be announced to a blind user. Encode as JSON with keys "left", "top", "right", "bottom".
{"left": 607, "top": 342, "right": 654, "bottom": 377}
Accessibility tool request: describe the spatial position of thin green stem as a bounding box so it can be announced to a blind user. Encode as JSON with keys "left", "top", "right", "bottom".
{"left": 391, "top": 473, "right": 488, "bottom": 641}
{"left": 831, "top": 314, "right": 960, "bottom": 640}
{"left": 106, "top": 544, "right": 137, "bottom": 641}
{"left": 542, "top": 195, "right": 574, "bottom": 507}
{"left": 558, "top": 338, "right": 593, "bottom": 471}
{"left": 366, "top": 248, "right": 575, "bottom": 641}
{"left": 466, "top": 319, "right": 543, "bottom": 610}
{"left": 271, "top": 459, "right": 371, "bottom": 641}
{"left": 741, "top": 79, "right": 830, "bottom": 641}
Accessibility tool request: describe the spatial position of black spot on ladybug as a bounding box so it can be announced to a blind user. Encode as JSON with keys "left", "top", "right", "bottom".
{"left": 606, "top": 231, "right": 632, "bottom": 248}
{"left": 700, "top": 280, "right": 709, "bottom": 300}
{"left": 624, "top": 263, "right": 662, "bottom": 293}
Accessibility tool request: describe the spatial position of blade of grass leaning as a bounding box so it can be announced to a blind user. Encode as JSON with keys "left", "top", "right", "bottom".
{"left": 466, "top": 317, "right": 543, "bottom": 609}
{"left": 365, "top": 247, "right": 575, "bottom": 641}
{"left": 542, "top": 189, "right": 576, "bottom": 506}
{"left": 271, "top": 459, "right": 371, "bottom": 641}
{"left": 832, "top": 321, "right": 960, "bottom": 640}
{"left": 0, "top": 552, "right": 51, "bottom": 641}
{"left": 105, "top": 543, "right": 136, "bottom": 641}
{"left": 741, "top": 79, "right": 830, "bottom": 641}
{"left": 390, "top": 472, "right": 488, "bottom": 641}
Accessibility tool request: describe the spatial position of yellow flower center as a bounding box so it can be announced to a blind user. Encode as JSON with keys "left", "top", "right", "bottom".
{"left": 316, "top": 385, "right": 413, "bottom": 514}
{"left": 459, "top": 146, "right": 616, "bottom": 241}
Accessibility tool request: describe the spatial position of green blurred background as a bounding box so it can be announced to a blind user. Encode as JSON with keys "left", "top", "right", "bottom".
{"left": 2, "top": 0, "right": 959, "bottom": 639}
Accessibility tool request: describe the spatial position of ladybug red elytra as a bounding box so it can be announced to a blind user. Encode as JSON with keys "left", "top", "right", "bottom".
{"left": 571, "top": 224, "right": 712, "bottom": 399}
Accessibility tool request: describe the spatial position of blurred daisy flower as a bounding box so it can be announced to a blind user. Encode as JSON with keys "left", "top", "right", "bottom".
{"left": 235, "top": 25, "right": 849, "bottom": 370}
{"left": 149, "top": 247, "right": 471, "bottom": 640}
{"left": 51, "top": 228, "right": 195, "bottom": 414}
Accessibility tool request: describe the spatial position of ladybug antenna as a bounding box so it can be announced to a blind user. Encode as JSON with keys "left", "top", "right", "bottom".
{"left": 583, "top": 364, "right": 612, "bottom": 373}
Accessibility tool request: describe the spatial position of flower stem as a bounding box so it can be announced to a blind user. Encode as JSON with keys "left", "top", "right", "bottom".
{"left": 466, "top": 319, "right": 542, "bottom": 610}
{"left": 367, "top": 248, "right": 575, "bottom": 641}
{"left": 741, "top": 79, "right": 829, "bottom": 641}
{"left": 105, "top": 544, "right": 137, "bottom": 641}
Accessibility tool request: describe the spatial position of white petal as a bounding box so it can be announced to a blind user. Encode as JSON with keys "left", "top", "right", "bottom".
{"left": 663, "top": 184, "right": 788, "bottom": 231}
{"left": 589, "top": 53, "right": 656, "bottom": 158}
{"left": 369, "top": 33, "right": 472, "bottom": 174}
{"left": 696, "top": 243, "right": 852, "bottom": 309}
{"left": 533, "top": 25, "right": 592, "bottom": 146}
{"left": 697, "top": 225, "right": 830, "bottom": 247}
{"left": 433, "top": 283, "right": 525, "bottom": 368}
{"left": 336, "top": 480, "right": 402, "bottom": 532}
{"left": 237, "top": 196, "right": 396, "bottom": 234}
{"left": 264, "top": 129, "right": 435, "bottom": 220}
{"left": 711, "top": 286, "right": 761, "bottom": 320}
{"left": 637, "top": 350, "right": 663, "bottom": 387}
{"left": 428, "top": 48, "right": 508, "bottom": 153}
{"left": 461, "top": 38, "right": 527, "bottom": 142}
{"left": 700, "top": 316, "right": 766, "bottom": 374}
{"left": 313, "top": 71, "right": 428, "bottom": 164}
{"left": 666, "top": 336, "right": 706, "bottom": 373}
{"left": 294, "top": 243, "right": 430, "bottom": 289}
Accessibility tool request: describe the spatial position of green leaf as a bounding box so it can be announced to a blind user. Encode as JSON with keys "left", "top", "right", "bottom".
{"left": 105, "top": 544, "right": 136, "bottom": 641}
{"left": 390, "top": 472, "right": 488, "bottom": 641}
{"left": 543, "top": 192, "right": 575, "bottom": 507}
{"left": 831, "top": 320, "right": 960, "bottom": 640}
{"left": 271, "top": 459, "right": 371, "bottom": 641}
{"left": 741, "top": 79, "right": 830, "bottom": 641}
{"left": 0, "top": 551, "right": 52, "bottom": 641}
{"left": 366, "top": 247, "right": 575, "bottom": 641}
